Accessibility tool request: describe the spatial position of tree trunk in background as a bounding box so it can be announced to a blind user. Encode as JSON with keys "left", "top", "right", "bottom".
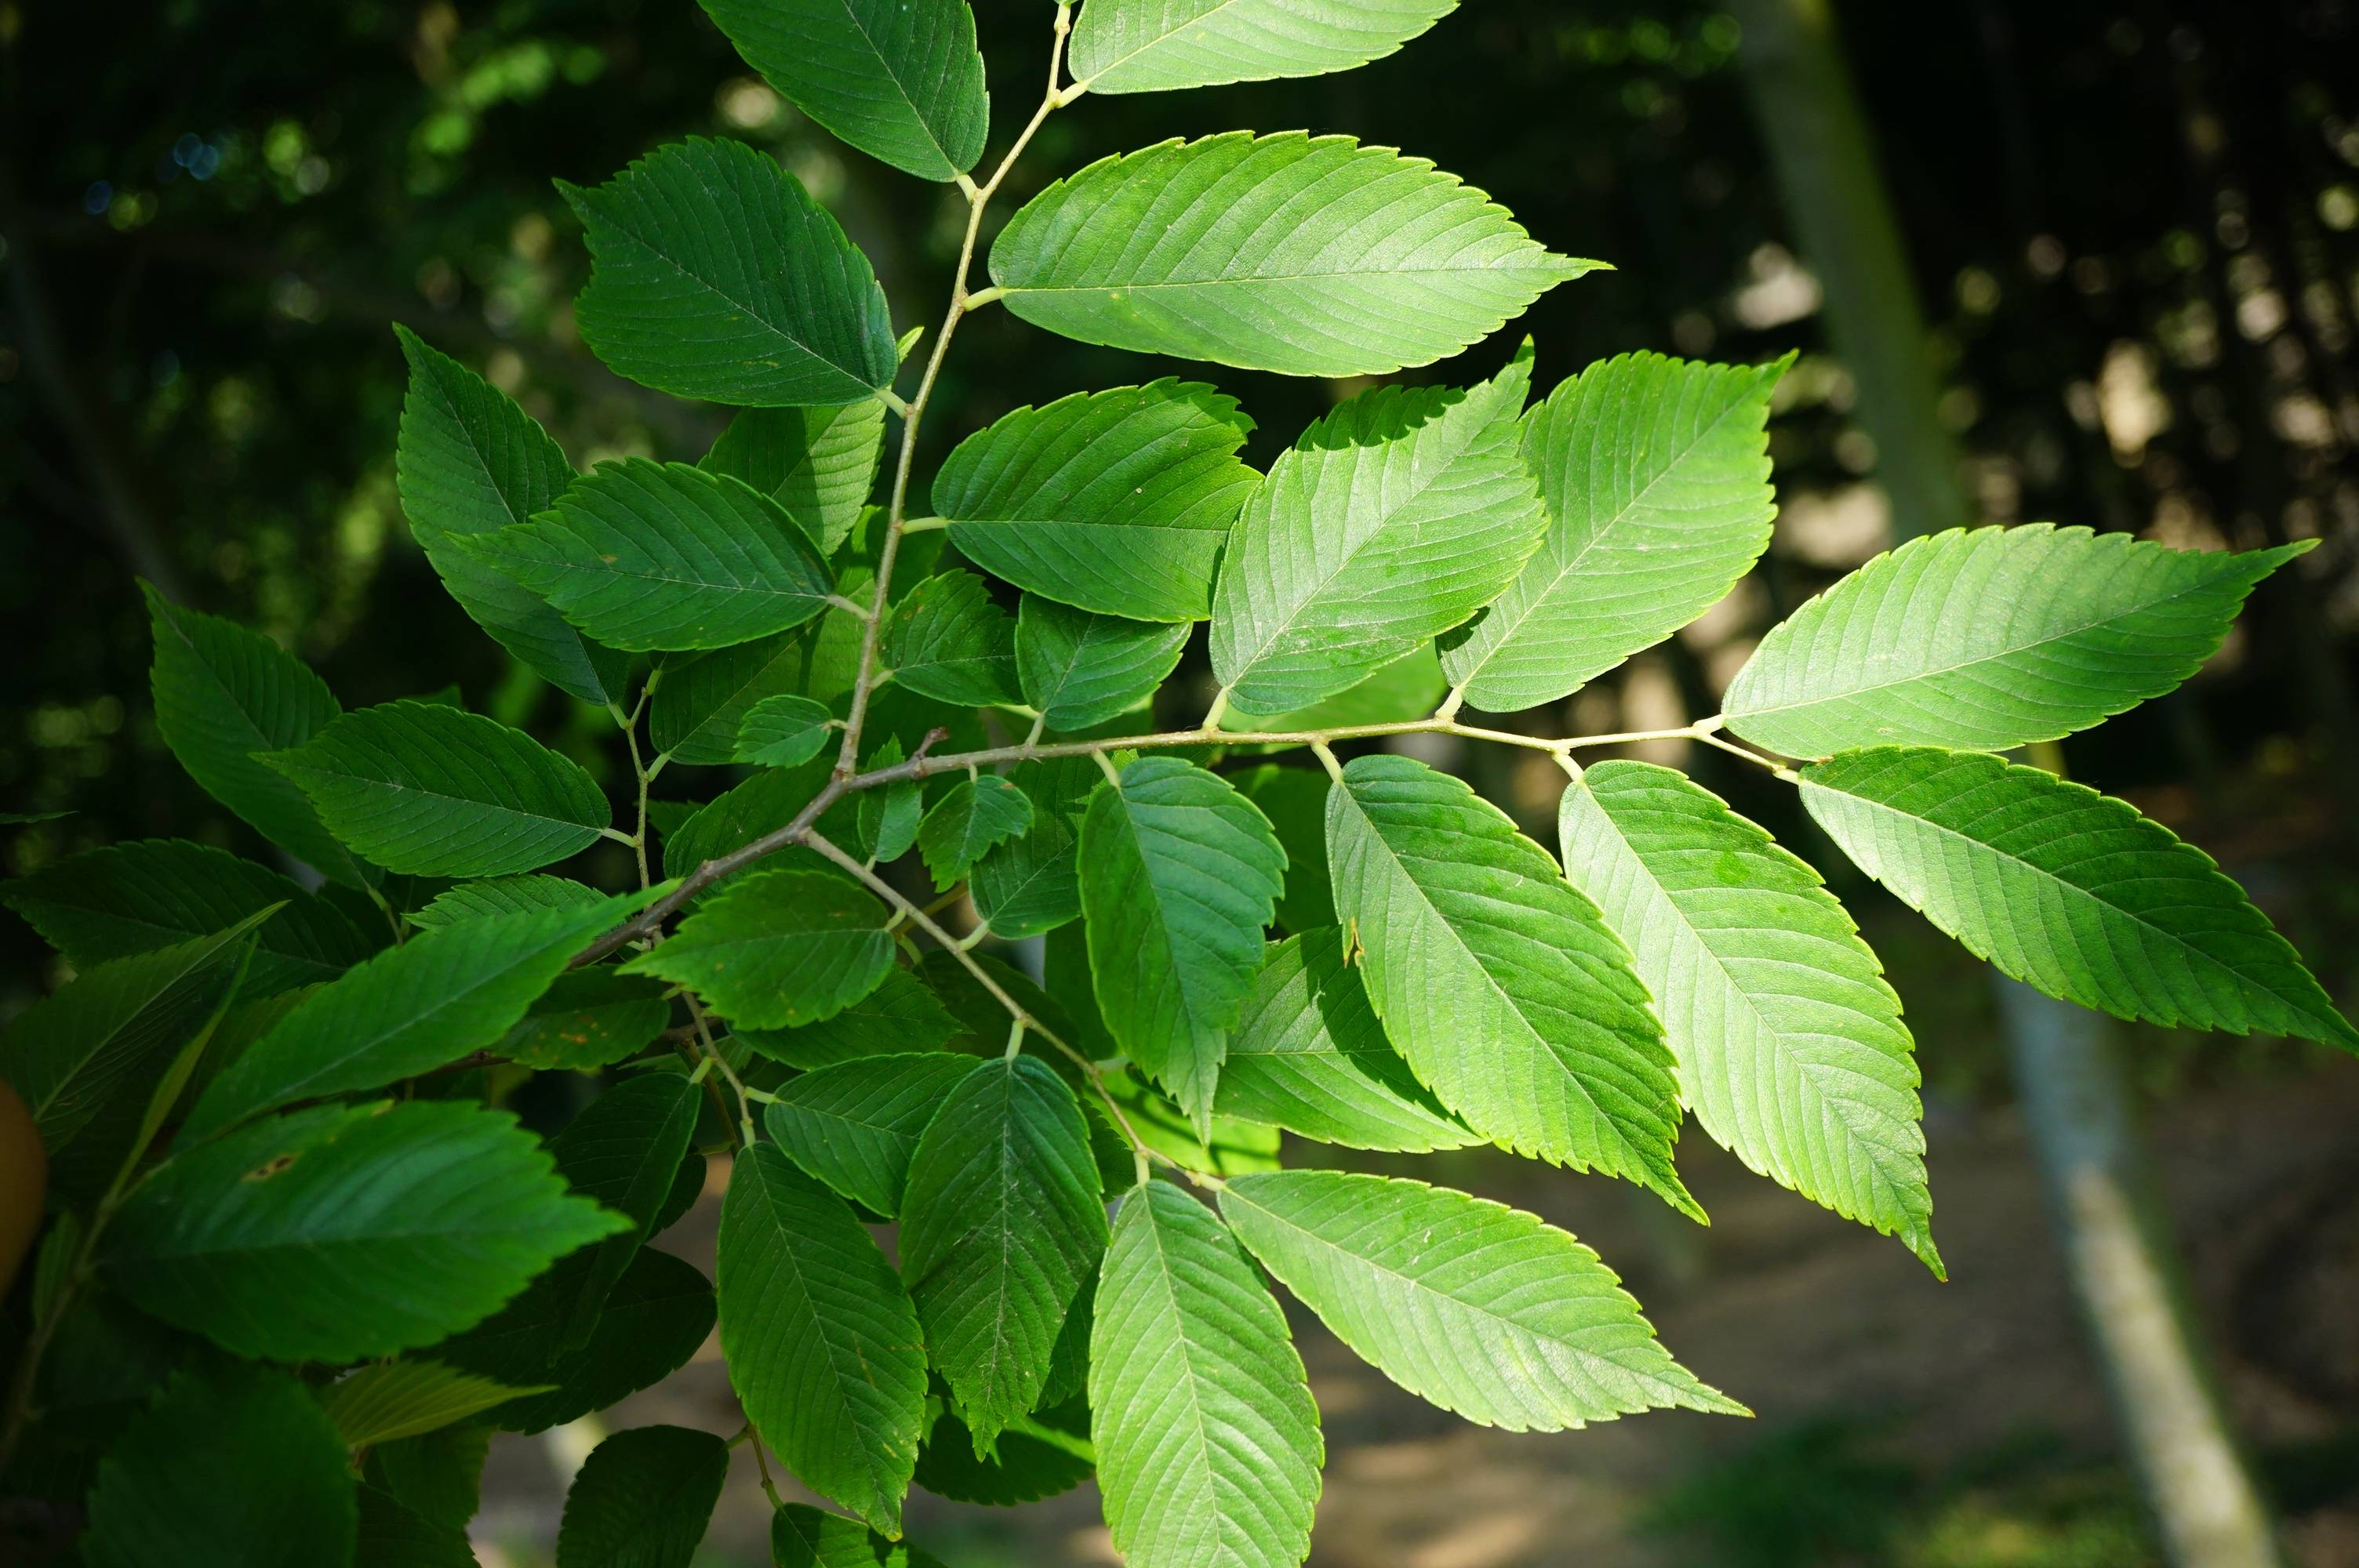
{"left": 1728, "top": 3, "right": 2286, "bottom": 1564}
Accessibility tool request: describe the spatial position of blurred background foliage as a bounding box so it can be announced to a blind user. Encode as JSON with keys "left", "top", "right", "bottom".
{"left": 7, "top": 0, "right": 2359, "bottom": 1563}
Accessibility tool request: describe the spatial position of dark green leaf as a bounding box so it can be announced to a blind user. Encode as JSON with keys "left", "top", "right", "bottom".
{"left": 971, "top": 808, "right": 1081, "bottom": 939}
{"left": 900, "top": 1056, "right": 1107, "bottom": 1443}
{"left": 937, "top": 383, "right": 1258, "bottom": 622}
{"left": 143, "top": 582, "right": 369, "bottom": 887}
{"left": 502, "top": 970, "right": 672, "bottom": 1071}
{"left": 917, "top": 775, "right": 1033, "bottom": 891}
{"left": 698, "top": 0, "right": 987, "bottom": 181}
{"left": 650, "top": 634, "right": 814, "bottom": 767}
{"left": 770, "top": 1505, "right": 952, "bottom": 1568}
{"left": 701, "top": 400, "right": 885, "bottom": 555}
{"left": 563, "top": 138, "right": 896, "bottom": 405}
{"left": 734, "top": 967, "right": 964, "bottom": 1069}
{"left": 262, "top": 699, "right": 611, "bottom": 877}
{"left": 718, "top": 1143, "right": 926, "bottom": 1535}
{"left": 104, "top": 1100, "right": 627, "bottom": 1361}
{"left": 409, "top": 874, "right": 603, "bottom": 930}
{"left": 356, "top": 1482, "right": 477, "bottom": 1568}
{"left": 543, "top": 1073, "right": 703, "bottom": 1349}
{"left": 883, "top": 570, "right": 1021, "bottom": 706}
{"left": 737, "top": 692, "right": 835, "bottom": 768}
{"left": 391, "top": 325, "right": 623, "bottom": 706}
{"left": 1016, "top": 596, "right": 1191, "bottom": 728}
{"left": 628, "top": 867, "right": 892, "bottom": 1029}
{"left": 1078, "top": 757, "right": 1285, "bottom": 1124}
{"left": 370, "top": 1425, "right": 489, "bottom": 1533}
{"left": 455, "top": 459, "right": 834, "bottom": 652}
{"left": 767, "top": 1051, "right": 980, "bottom": 1216}
{"left": 856, "top": 737, "right": 925, "bottom": 862}
{"left": 554, "top": 1426, "right": 728, "bottom": 1568}
{"left": 82, "top": 1365, "right": 356, "bottom": 1568}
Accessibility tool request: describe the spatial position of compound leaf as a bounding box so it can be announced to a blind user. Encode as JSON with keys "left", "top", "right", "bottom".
{"left": 1078, "top": 757, "right": 1285, "bottom": 1125}
{"left": 261, "top": 699, "right": 610, "bottom": 877}
{"left": 1221, "top": 1170, "right": 1742, "bottom": 1429}
{"left": 990, "top": 133, "right": 1594, "bottom": 377}
{"left": 627, "top": 868, "right": 891, "bottom": 1029}
{"left": 392, "top": 325, "right": 623, "bottom": 705}
{"left": 1072, "top": 0, "right": 1456, "bottom": 94}
{"left": 1559, "top": 760, "right": 1938, "bottom": 1271}
{"left": 697, "top": 0, "right": 987, "bottom": 180}
{"left": 455, "top": 459, "right": 833, "bottom": 652}
{"left": 1092, "top": 1179, "right": 1321, "bottom": 1568}
{"left": 900, "top": 1056, "right": 1107, "bottom": 1446}
{"left": 562, "top": 137, "right": 895, "bottom": 406}
{"left": 718, "top": 1143, "right": 926, "bottom": 1536}
{"left": 1725, "top": 527, "right": 2310, "bottom": 757}
{"left": 937, "top": 382, "right": 1258, "bottom": 622}
{"left": 1219, "top": 930, "right": 1475, "bottom": 1153}
{"left": 1441, "top": 350, "right": 1783, "bottom": 712}
{"left": 1212, "top": 348, "right": 1543, "bottom": 714}
{"left": 104, "top": 1099, "right": 627, "bottom": 1363}
{"left": 1801, "top": 747, "right": 2359, "bottom": 1051}
{"left": 1327, "top": 754, "right": 1694, "bottom": 1214}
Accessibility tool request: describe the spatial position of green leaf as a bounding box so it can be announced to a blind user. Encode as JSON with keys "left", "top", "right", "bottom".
{"left": 261, "top": 699, "right": 610, "bottom": 877}
{"left": 355, "top": 1484, "right": 476, "bottom": 1568}
{"left": 321, "top": 1361, "right": 551, "bottom": 1449}
{"left": 660, "top": 758, "right": 848, "bottom": 891}
{"left": 917, "top": 775, "right": 1034, "bottom": 891}
{"left": 915, "top": 1398, "right": 1093, "bottom": 1507}
{"left": 1072, "top": 0, "right": 1455, "bottom": 93}
{"left": 2, "top": 838, "right": 372, "bottom": 995}
{"left": 185, "top": 895, "right": 650, "bottom": 1138}
{"left": 1212, "top": 348, "right": 1545, "bottom": 713}
{"left": 1559, "top": 760, "right": 1939, "bottom": 1271}
{"left": 460, "top": 459, "right": 834, "bottom": 652}
{"left": 701, "top": 400, "right": 885, "bottom": 555}
{"left": 1092, "top": 1179, "right": 1321, "bottom": 1568}
{"left": 883, "top": 570, "right": 1021, "bottom": 706}
{"left": 766, "top": 1051, "right": 980, "bottom": 1217}
{"left": 718, "top": 1143, "right": 927, "bottom": 1536}
{"left": 1078, "top": 757, "right": 1286, "bottom": 1124}
{"left": 1220, "top": 644, "right": 1446, "bottom": 737}
{"left": 697, "top": 0, "right": 987, "bottom": 181}
{"left": 391, "top": 325, "right": 623, "bottom": 706}
{"left": 1219, "top": 930, "right": 1475, "bottom": 1153}
{"left": 541, "top": 1073, "right": 704, "bottom": 1349}
{"left": 501, "top": 970, "right": 673, "bottom": 1071}
{"left": 1440, "top": 350, "right": 1784, "bottom": 712}
{"left": 143, "top": 582, "right": 370, "bottom": 887}
{"left": 1101, "top": 1062, "right": 1283, "bottom": 1177}
{"left": 409, "top": 874, "right": 603, "bottom": 930}
{"left": 900, "top": 1056, "right": 1107, "bottom": 1444}
{"left": 83, "top": 1365, "right": 357, "bottom": 1568}
{"left": 625, "top": 868, "right": 891, "bottom": 1029}
{"left": 1221, "top": 1171, "right": 1742, "bottom": 1429}
{"left": 1233, "top": 766, "right": 1331, "bottom": 934}
{"left": 438, "top": 1247, "right": 714, "bottom": 1434}
{"left": 937, "top": 382, "right": 1259, "bottom": 622}
{"left": 104, "top": 1099, "right": 627, "bottom": 1362}
{"left": 0, "top": 919, "right": 265, "bottom": 1179}
{"left": 650, "top": 634, "right": 816, "bottom": 765}
{"left": 1016, "top": 597, "right": 1190, "bottom": 729}
{"left": 554, "top": 1426, "right": 727, "bottom": 1568}
{"left": 856, "top": 735, "right": 925, "bottom": 862}
{"left": 737, "top": 693, "right": 835, "bottom": 768}
{"left": 990, "top": 133, "right": 1593, "bottom": 377}
{"left": 734, "top": 967, "right": 964, "bottom": 1068}
{"left": 1327, "top": 754, "right": 1695, "bottom": 1213}
{"left": 771, "top": 1506, "right": 951, "bottom": 1568}
{"left": 562, "top": 137, "right": 896, "bottom": 405}
{"left": 1800, "top": 747, "right": 2359, "bottom": 1051}
{"left": 1724, "top": 527, "right": 2309, "bottom": 757}
{"left": 369, "top": 1425, "right": 489, "bottom": 1532}
{"left": 971, "top": 808, "right": 1082, "bottom": 940}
